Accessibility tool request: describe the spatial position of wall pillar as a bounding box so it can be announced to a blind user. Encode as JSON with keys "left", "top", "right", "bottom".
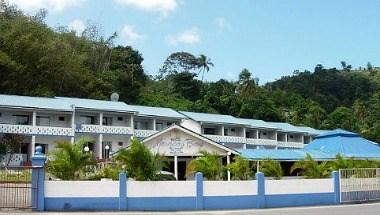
{"left": 195, "top": 172, "right": 204, "bottom": 210}
{"left": 332, "top": 171, "right": 341, "bottom": 204}
{"left": 32, "top": 146, "right": 46, "bottom": 211}
{"left": 98, "top": 134, "right": 103, "bottom": 159}
{"left": 119, "top": 172, "right": 127, "bottom": 211}
{"left": 174, "top": 155, "right": 178, "bottom": 180}
{"left": 256, "top": 172, "right": 265, "bottom": 208}
{"left": 227, "top": 154, "right": 231, "bottom": 181}
{"left": 152, "top": 118, "right": 156, "bottom": 131}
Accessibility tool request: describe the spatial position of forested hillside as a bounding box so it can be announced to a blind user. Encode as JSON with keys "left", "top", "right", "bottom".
{"left": 1, "top": 2, "right": 379, "bottom": 142}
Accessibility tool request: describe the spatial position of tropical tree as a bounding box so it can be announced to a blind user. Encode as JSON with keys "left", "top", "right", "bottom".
{"left": 46, "top": 137, "right": 96, "bottom": 180}
{"left": 237, "top": 68, "right": 258, "bottom": 99}
{"left": 114, "top": 137, "right": 164, "bottom": 181}
{"left": 186, "top": 151, "right": 222, "bottom": 180}
{"left": 0, "top": 134, "right": 24, "bottom": 166}
{"left": 197, "top": 54, "right": 214, "bottom": 81}
{"left": 290, "top": 154, "right": 330, "bottom": 178}
{"left": 227, "top": 156, "right": 254, "bottom": 180}
{"left": 260, "top": 159, "right": 283, "bottom": 180}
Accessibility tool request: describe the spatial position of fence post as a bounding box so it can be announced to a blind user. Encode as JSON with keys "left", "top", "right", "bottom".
{"left": 31, "top": 146, "right": 46, "bottom": 211}
{"left": 195, "top": 172, "right": 204, "bottom": 210}
{"left": 119, "top": 172, "right": 127, "bottom": 211}
{"left": 332, "top": 171, "right": 340, "bottom": 204}
{"left": 256, "top": 172, "right": 265, "bottom": 208}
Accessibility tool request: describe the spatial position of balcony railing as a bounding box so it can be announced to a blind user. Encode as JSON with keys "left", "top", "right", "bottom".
{"left": 204, "top": 134, "right": 246, "bottom": 144}
{"left": 0, "top": 124, "right": 74, "bottom": 136}
{"left": 75, "top": 124, "right": 133, "bottom": 135}
{"left": 246, "top": 138, "right": 277, "bottom": 146}
{"left": 277, "top": 141, "right": 304, "bottom": 148}
{"left": 133, "top": 129, "right": 158, "bottom": 138}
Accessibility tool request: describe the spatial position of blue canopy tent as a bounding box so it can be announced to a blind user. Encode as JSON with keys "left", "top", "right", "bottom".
{"left": 305, "top": 129, "right": 380, "bottom": 159}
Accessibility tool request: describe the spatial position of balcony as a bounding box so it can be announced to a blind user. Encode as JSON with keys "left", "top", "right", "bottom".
{"left": 246, "top": 138, "right": 277, "bottom": 146}
{"left": 0, "top": 124, "right": 74, "bottom": 136}
{"left": 204, "top": 135, "right": 246, "bottom": 144}
{"left": 75, "top": 124, "right": 133, "bottom": 135}
{"left": 277, "top": 141, "right": 304, "bottom": 148}
{"left": 134, "top": 129, "right": 158, "bottom": 138}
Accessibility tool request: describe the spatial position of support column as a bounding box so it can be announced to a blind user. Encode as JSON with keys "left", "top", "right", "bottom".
{"left": 227, "top": 153, "right": 231, "bottom": 181}
{"left": 174, "top": 155, "right": 178, "bottom": 180}
{"left": 195, "top": 172, "right": 204, "bottom": 210}
{"left": 32, "top": 146, "right": 46, "bottom": 211}
{"left": 98, "top": 134, "right": 103, "bottom": 159}
{"left": 152, "top": 118, "right": 156, "bottom": 131}
{"left": 332, "top": 171, "right": 340, "bottom": 204}
{"left": 130, "top": 115, "right": 134, "bottom": 133}
{"left": 301, "top": 135, "right": 305, "bottom": 144}
{"left": 256, "top": 172, "right": 265, "bottom": 208}
{"left": 275, "top": 131, "right": 278, "bottom": 149}
{"left": 119, "top": 172, "right": 127, "bottom": 211}
{"left": 71, "top": 108, "right": 75, "bottom": 144}
{"left": 256, "top": 130, "right": 259, "bottom": 139}
{"left": 30, "top": 135, "right": 36, "bottom": 157}
{"left": 221, "top": 126, "right": 225, "bottom": 136}
{"left": 32, "top": 111, "right": 37, "bottom": 126}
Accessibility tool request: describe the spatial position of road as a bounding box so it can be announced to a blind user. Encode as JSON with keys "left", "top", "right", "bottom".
{"left": 1, "top": 202, "right": 380, "bottom": 215}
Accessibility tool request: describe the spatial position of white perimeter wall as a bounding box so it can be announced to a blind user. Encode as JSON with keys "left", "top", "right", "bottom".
{"left": 127, "top": 181, "right": 195, "bottom": 197}
{"left": 203, "top": 181, "right": 257, "bottom": 196}
{"left": 265, "top": 179, "right": 333, "bottom": 194}
{"left": 45, "top": 181, "right": 119, "bottom": 197}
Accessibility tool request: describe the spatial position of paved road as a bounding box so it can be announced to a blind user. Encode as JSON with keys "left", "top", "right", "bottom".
{"left": 1, "top": 202, "right": 380, "bottom": 215}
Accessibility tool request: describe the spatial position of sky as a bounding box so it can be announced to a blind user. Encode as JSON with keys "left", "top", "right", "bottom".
{"left": 7, "top": 0, "right": 380, "bottom": 84}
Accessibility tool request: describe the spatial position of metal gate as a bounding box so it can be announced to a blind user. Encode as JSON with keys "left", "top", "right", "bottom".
{"left": 340, "top": 168, "right": 380, "bottom": 203}
{"left": 0, "top": 166, "right": 37, "bottom": 209}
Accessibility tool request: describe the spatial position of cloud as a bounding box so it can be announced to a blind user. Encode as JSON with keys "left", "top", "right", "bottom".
{"left": 120, "top": 24, "right": 145, "bottom": 44}
{"left": 166, "top": 27, "right": 200, "bottom": 45}
{"left": 114, "top": 0, "right": 178, "bottom": 17}
{"left": 8, "top": 0, "right": 85, "bottom": 13}
{"left": 68, "top": 19, "right": 86, "bottom": 35}
{"left": 214, "top": 17, "right": 229, "bottom": 30}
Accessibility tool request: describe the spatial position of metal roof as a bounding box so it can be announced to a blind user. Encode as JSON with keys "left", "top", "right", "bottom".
{"left": 129, "top": 105, "right": 185, "bottom": 119}
{"left": 238, "top": 148, "right": 333, "bottom": 161}
{"left": 179, "top": 111, "right": 248, "bottom": 126}
{"left": 295, "top": 126, "right": 327, "bottom": 135}
{"left": 237, "top": 118, "right": 277, "bottom": 129}
{"left": 306, "top": 129, "right": 380, "bottom": 159}
{"left": 268, "top": 122, "right": 310, "bottom": 134}
{"left": 0, "top": 94, "right": 73, "bottom": 111}
{"left": 55, "top": 97, "right": 136, "bottom": 113}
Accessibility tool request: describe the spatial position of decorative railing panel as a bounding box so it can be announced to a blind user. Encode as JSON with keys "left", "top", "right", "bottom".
{"left": 134, "top": 129, "right": 158, "bottom": 138}
{"left": 277, "top": 141, "right": 304, "bottom": 148}
{"left": 0, "top": 124, "right": 73, "bottom": 136}
{"left": 246, "top": 138, "right": 277, "bottom": 146}
{"left": 204, "top": 135, "right": 246, "bottom": 144}
{"left": 75, "top": 124, "right": 133, "bottom": 135}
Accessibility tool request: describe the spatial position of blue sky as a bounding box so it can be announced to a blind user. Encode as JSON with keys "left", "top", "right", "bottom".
{"left": 8, "top": 0, "right": 380, "bottom": 83}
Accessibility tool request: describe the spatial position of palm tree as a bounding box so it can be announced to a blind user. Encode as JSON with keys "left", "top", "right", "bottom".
{"left": 260, "top": 159, "right": 283, "bottom": 180}
{"left": 46, "top": 137, "right": 96, "bottom": 180}
{"left": 114, "top": 137, "right": 164, "bottom": 181}
{"left": 227, "top": 156, "right": 254, "bottom": 180}
{"left": 291, "top": 154, "right": 330, "bottom": 179}
{"left": 197, "top": 54, "right": 214, "bottom": 81}
{"left": 186, "top": 151, "right": 222, "bottom": 180}
{"left": 237, "top": 68, "right": 257, "bottom": 99}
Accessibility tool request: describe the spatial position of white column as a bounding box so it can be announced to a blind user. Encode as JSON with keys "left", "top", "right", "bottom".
{"left": 98, "top": 134, "right": 103, "bottom": 159}
{"left": 71, "top": 109, "right": 75, "bottom": 144}
{"left": 302, "top": 135, "right": 305, "bottom": 144}
{"left": 174, "top": 155, "right": 178, "bottom": 180}
{"left": 275, "top": 131, "right": 278, "bottom": 149}
{"left": 257, "top": 160, "right": 260, "bottom": 172}
{"left": 286, "top": 133, "right": 288, "bottom": 142}
{"left": 153, "top": 118, "right": 156, "bottom": 131}
{"left": 256, "top": 130, "right": 259, "bottom": 139}
{"left": 227, "top": 154, "right": 231, "bottom": 181}
{"left": 32, "top": 111, "right": 37, "bottom": 126}
{"left": 130, "top": 115, "right": 134, "bottom": 131}
{"left": 221, "top": 126, "right": 225, "bottom": 136}
{"left": 30, "top": 135, "right": 36, "bottom": 157}
{"left": 99, "top": 112, "right": 103, "bottom": 126}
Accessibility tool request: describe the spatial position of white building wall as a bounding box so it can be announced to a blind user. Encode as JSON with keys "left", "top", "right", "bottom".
{"left": 45, "top": 181, "right": 119, "bottom": 197}
{"left": 180, "top": 119, "right": 201, "bottom": 134}
{"left": 265, "top": 179, "right": 333, "bottom": 194}
{"left": 0, "top": 109, "right": 32, "bottom": 124}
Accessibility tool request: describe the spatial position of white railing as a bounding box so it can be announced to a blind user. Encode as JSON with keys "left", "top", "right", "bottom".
{"left": 0, "top": 124, "right": 74, "bottom": 136}
{"left": 75, "top": 124, "right": 133, "bottom": 135}
{"left": 277, "top": 141, "right": 304, "bottom": 148}
{"left": 134, "top": 129, "right": 158, "bottom": 138}
{"left": 204, "top": 135, "right": 246, "bottom": 144}
{"left": 246, "top": 138, "right": 277, "bottom": 146}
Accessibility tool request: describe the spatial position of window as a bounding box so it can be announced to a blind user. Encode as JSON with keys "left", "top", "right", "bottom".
{"left": 204, "top": 127, "right": 216, "bottom": 135}
{"left": 103, "top": 117, "right": 113, "bottom": 126}
{"left": 0, "top": 112, "right": 2, "bottom": 117}
{"left": 167, "top": 122, "right": 173, "bottom": 126}
{"left": 117, "top": 116, "right": 123, "bottom": 121}
{"left": 263, "top": 132, "right": 267, "bottom": 136}
{"left": 134, "top": 121, "right": 148, "bottom": 129}
{"left": 224, "top": 129, "right": 228, "bottom": 136}
{"left": 58, "top": 116, "right": 65, "bottom": 121}
{"left": 80, "top": 115, "right": 95, "bottom": 124}
{"left": 155, "top": 122, "right": 163, "bottom": 130}
{"left": 118, "top": 142, "right": 123, "bottom": 146}
{"left": 14, "top": 115, "right": 30, "bottom": 125}
{"left": 36, "top": 116, "right": 50, "bottom": 126}
{"left": 231, "top": 128, "right": 235, "bottom": 132}
{"left": 289, "top": 135, "right": 294, "bottom": 139}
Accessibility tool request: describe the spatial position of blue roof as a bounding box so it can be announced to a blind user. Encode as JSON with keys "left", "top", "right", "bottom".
{"left": 0, "top": 94, "right": 73, "bottom": 111}
{"left": 55, "top": 97, "right": 136, "bottom": 113}
{"left": 237, "top": 118, "right": 277, "bottom": 129}
{"left": 180, "top": 111, "right": 248, "bottom": 126}
{"left": 268, "top": 122, "right": 308, "bottom": 133}
{"left": 306, "top": 129, "right": 380, "bottom": 159}
{"left": 295, "top": 126, "right": 327, "bottom": 135}
{"left": 129, "top": 105, "right": 185, "bottom": 119}
{"left": 238, "top": 149, "right": 333, "bottom": 161}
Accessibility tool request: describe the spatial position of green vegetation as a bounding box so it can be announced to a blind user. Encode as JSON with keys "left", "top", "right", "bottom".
{"left": 1, "top": 2, "right": 380, "bottom": 145}
{"left": 227, "top": 156, "right": 255, "bottom": 180}
{"left": 0, "top": 134, "right": 24, "bottom": 166}
{"left": 186, "top": 151, "right": 223, "bottom": 180}
{"left": 260, "top": 160, "right": 283, "bottom": 180}
{"left": 46, "top": 137, "right": 96, "bottom": 180}
{"left": 114, "top": 137, "right": 165, "bottom": 181}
